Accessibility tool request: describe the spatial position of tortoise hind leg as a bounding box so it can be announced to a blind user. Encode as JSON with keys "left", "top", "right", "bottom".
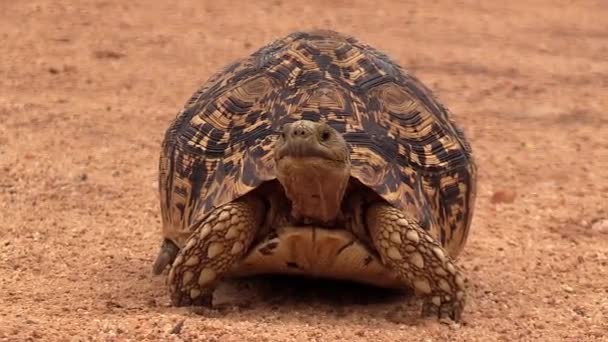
{"left": 167, "top": 195, "right": 265, "bottom": 306}
{"left": 152, "top": 238, "right": 180, "bottom": 275}
{"left": 365, "top": 202, "right": 467, "bottom": 321}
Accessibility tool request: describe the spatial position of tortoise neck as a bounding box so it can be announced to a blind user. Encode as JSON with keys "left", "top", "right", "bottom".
{"left": 276, "top": 156, "right": 350, "bottom": 223}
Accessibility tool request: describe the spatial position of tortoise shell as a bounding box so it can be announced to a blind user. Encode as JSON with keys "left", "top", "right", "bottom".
{"left": 159, "top": 30, "right": 476, "bottom": 259}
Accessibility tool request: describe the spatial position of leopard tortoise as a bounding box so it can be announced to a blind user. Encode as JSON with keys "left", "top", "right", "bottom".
{"left": 153, "top": 30, "right": 476, "bottom": 321}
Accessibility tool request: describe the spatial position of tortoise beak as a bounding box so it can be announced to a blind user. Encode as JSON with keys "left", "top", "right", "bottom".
{"left": 275, "top": 137, "right": 336, "bottom": 161}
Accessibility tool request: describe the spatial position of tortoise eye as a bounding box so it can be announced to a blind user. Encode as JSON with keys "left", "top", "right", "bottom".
{"left": 320, "top": 130, "right": 331, "bottom": 141}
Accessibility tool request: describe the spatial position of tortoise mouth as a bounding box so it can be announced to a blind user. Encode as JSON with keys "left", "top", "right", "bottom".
{"left": 274, "top": 138, "right": 346, "bottom": 162}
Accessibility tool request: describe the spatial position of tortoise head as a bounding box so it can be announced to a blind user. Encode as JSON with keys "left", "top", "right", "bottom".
{"left": 274, "top": 120, "right": 351, "bottom": 222}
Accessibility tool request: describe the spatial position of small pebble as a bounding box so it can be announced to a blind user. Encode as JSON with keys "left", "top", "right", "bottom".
{"left": 169, "top": 319, "right": 185, "bottom": 335}
{"left": 590, "top": 219, "right": 608, "bottom": 234}
{"left": 490, "top": 189, "right": 517, "bottom": 204}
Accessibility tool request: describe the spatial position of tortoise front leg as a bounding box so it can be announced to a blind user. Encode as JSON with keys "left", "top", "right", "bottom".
{"left": 167, "top": 196, "right": 265, "bottom": 306}
{"left": 366, "top": 202, "right": 467, "bottom": 321}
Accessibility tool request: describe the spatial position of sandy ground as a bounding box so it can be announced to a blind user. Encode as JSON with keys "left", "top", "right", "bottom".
{"left": 1, "top": 0, "right": 607, "bottom": 341}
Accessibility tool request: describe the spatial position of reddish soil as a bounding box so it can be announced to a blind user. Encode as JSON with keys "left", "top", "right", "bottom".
{"left": 1, "top": 1, "right": 607, "bottom": 341}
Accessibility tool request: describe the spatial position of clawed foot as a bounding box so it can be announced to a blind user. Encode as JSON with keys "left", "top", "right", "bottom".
{"left": 365, "top": 202, "right": 468, "bottom": 322}
{"left": 166, "top": 197, "right": 263, "bottom": 310}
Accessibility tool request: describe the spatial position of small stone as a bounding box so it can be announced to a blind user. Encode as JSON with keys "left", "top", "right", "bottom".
{"left": 577, "top": 255, "right": 584, "bottom": 263}
{"left": 448, "top": 322, "right": 461, "bottom": 330}
{"left": 105, "top": 300, "right": 123, "bottom": 309}
{"left": 563, "top": 285, "right": 574, "bottom": 293}
{"left": 533, "top": 322, "right": 546, "bottom": 330}
{"left": 590, "top": 219, "right": 608, "bottom": 234}
{"left": 93, "top": 50, "right": 126, "bottom": 59}
{"left": 170, "top": 320, "right": 185, "bottom": 335}
{"left": 544, "top": 297, "right": 557, "bottom": 305}
{"left": 490, "top": 189, "right": 516, "bottom": 204}
{"left": 573, "top": 306, "right": 586, "bottom": 317}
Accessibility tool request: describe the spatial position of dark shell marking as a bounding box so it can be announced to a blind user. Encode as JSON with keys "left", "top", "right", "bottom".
{"left": 159, "top": 30, "right": 476, "bottom": 257}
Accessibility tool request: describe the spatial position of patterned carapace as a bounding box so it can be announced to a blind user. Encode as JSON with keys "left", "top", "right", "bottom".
{"left": 159, "top": 30, "right": 476, "bottom": 258}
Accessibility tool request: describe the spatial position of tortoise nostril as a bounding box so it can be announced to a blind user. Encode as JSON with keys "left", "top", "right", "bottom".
{"left": 292, "top": 126, "right": 310, "bottom": 138}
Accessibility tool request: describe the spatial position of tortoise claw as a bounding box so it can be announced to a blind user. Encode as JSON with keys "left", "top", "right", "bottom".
{"left": 421, "top": 296, "right": 465, "bottom": 322}
{"left": 171, "top": 290, "right": 213, "bottom": 307}
{"left": 152, "top": 239, "right": 180, "bottom": 275}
